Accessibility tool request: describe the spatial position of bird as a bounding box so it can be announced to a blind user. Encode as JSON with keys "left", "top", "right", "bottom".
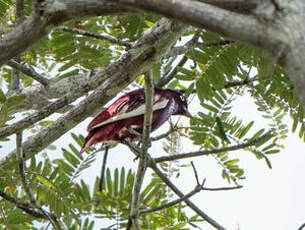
{"left": 80, "top": 88, "right": 191, "bottom": 154}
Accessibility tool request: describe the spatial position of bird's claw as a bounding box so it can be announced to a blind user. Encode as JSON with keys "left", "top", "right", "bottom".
{"left": 133, "top": 154, "right": 140, "bottom": 162}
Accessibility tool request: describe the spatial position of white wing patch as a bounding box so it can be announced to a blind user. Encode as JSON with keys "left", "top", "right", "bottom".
{"left": 91, "top": 99, "right": 169, "bottom": 129}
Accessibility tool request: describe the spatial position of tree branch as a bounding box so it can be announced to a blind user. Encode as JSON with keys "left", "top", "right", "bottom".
{"left": 156, "top": 55, "right": 188, "bottom": 87}
{"left": 166, "top": 40, "right": 235, "bottom": 58}
{"left": 0, "top": 206, "right": 9, "bottom": 229}
{"left": 59, "top": 26, "right": 132, "bottom": 48}
{"left": 139, "top": 183, "right": 202, "bottom": 215}
{"left": 0, "top": 190, "right": 46, "bottom": 219}
{"left": 141, "top": 71, "right": 154, "bottom": 155}
{"left": 109, "top": 0, "right": 262, "bottom": 44}
{"left": 16, "top": 132, "right": 59, "bottom": 228}
{"left": 129, "top": 71, "right": 154, "bottom": 229}
{"left": 6, "top": 60, "right": 50, "bottom": 86}
{"left": 190, "top": 161, "right": 200, "bottom": 185}
{"left": 10, "top": 0, "right": 24, "bottom": 91}
{"left": 199, "top": 0, "right": 257, "bottom": 13}
{"left": 98, "top": 146, "right": 110, "bottom": 192}
{"left": 153, "top": 131, "right": 272, "bottom": 163}
{"left": 298, "top": 222, "right": 305, "bottom": 230}
{"left": 202, "top": 185, "right": 243, "bottom": 191}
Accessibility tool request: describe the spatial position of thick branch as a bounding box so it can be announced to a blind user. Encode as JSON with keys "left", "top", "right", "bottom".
{"left": 200, "top": 0, "right": 257, "bottom": 13}
{"left": 109, "top": 0, "right": 264, "bottom": 46}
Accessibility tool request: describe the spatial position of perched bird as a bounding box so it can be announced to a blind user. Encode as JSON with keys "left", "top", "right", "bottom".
{"left": 80, "top": 88, "right": 191, "bottom": 153}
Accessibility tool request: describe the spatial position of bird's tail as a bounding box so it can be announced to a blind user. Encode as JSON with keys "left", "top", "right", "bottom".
{"left": 79, "top": 130, "right": 98, "bottom": 154}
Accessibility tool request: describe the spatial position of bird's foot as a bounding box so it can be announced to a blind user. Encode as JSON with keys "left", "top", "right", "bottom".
{"left": 133, "top": 154, "right": 140, "bottom": 162}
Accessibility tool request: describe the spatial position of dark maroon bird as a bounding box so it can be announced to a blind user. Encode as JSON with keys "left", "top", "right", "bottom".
{"left": 80, "top": 88, "right": 190, "bottom": 153}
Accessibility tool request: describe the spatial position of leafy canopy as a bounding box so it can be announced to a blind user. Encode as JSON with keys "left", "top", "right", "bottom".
{"left": 0, "top": 2, "right": 303, "bottom": 229}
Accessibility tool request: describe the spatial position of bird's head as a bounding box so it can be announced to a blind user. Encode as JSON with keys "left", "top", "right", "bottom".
{"left": 164, "top": 89, "right": 191, "bottom": 118}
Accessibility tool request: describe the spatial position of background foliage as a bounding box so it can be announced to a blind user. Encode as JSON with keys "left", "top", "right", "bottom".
{"left": 0, "top": 1, "right": 303, "bottom": 229}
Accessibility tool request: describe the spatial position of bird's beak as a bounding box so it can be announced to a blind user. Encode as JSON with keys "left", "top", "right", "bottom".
{"left": 183, "top": 110, "right": 192, "bottom": 118}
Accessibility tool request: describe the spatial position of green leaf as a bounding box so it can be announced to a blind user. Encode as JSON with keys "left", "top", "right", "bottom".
{"left": 0, "top": 104, "right": 8, "bottom": 124}
{"left": 238, "top": 121, "right": 254, "bottom": 139}
{"left": 0, "top": 88, "right": 6, "bottom": 103}
{"left": 216, "top": 116, "right": 231, "bottom": 143}
{"left": 201, "top": 103, "right": 219, "bottom": 113}
{"left": 63, "top": 148, "right": 80, "bottom": 168}
{"left": 7, "top": 95, "right": 26, "bottom": 108}
{"left": 224, "top": 159, "right": 239, "bottom": 166}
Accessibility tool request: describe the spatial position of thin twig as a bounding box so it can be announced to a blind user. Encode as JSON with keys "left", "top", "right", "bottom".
{"left": 156, "top": 31, "right": 202, "bottom": 87}
{"left": 178, "top": 76, "right": 259, "bottom": 96}
{"left": 190, "top": 161, "right": 200, "bottom": 185}
{"left": 298, "top": 222, "right": 305, "bottom": 230}
{"left": 0, "top": 205, "right": 9, "bottom": 229}
{"left": 151, "top": 125, "right": 180, "bottom": 141}
{"left": 16, "top": 132, "right": 59, "bottom": 228}
{"left": 99, "top": 146, "right": 109, "bottom": 192}
{"left": 139, "top": 184, "right": 202, "bottom": 215}
{"left": 0, "top": 190, "right": 46, "bottom": 218}
{"left": 223, "top": 76, "right": 258, "bottom": 88}
{"left": 6, "top": 60, "right": 49, "bottom": 86}
{"left": 202, "top": 185, "right": 243, "bottom": 191}
{"left": 157, "top": 55, "right": 188, "bottom": 87}
{"left": 270, "top": 0, "right": 282, "bottom": 11}
{"left": 59, "top": 26, "right": 132, "bottom": 48}
{"left": 153, "top": 131, "right": 272, "bottom": 163}
{"left": 166, "top": 40, "right": 234, "bottom": 58}
{"left": 164, "top": 30, "right": 201, "bottom": 59}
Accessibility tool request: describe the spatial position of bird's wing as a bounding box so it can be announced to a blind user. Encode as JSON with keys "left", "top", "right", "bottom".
{"left": 88, "top": 92, "right": 169, "bottom": 131}
{"left": 87, "top": 94, "right": 132, "bottom": 132}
